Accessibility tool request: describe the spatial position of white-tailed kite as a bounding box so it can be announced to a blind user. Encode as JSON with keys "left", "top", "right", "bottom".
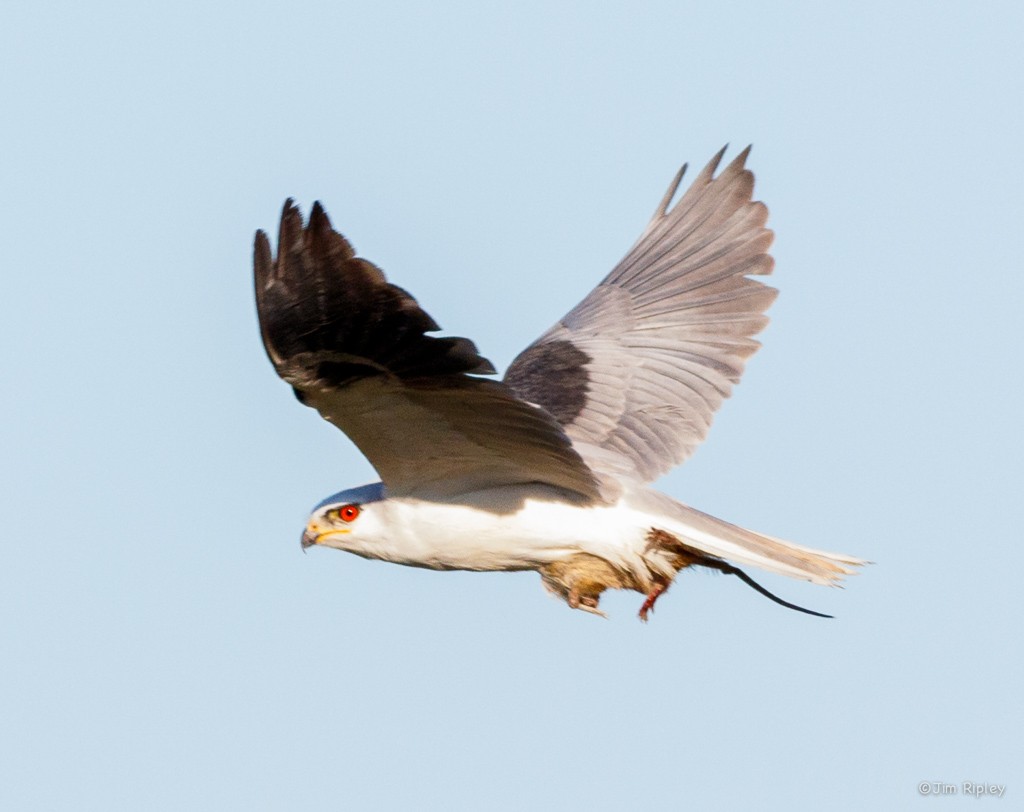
{"left": 254, "top": 147, "right": 864, "bottom": 620}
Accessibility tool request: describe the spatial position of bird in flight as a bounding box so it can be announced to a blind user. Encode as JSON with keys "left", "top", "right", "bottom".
{"left": 254, "top": 146, "right": 864, "bottom": 621}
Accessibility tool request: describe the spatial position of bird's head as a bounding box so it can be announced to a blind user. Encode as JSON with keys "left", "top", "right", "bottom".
{"left": 301, "top": 483, "right": 386, "bottom": 553}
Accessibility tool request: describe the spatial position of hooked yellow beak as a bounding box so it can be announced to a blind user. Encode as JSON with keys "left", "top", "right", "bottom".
{"left": 300, "top": 520, "right": 350, "bottom": 550}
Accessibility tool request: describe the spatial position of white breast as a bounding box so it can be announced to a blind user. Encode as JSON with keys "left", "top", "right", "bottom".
{"left": 375, "top": 486, "right": 650, "bottom": 574}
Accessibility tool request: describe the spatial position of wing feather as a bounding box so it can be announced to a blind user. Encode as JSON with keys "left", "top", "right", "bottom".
{"left": 505, "top": 147, "right": 776, "bottom": 482}
{"left": 255, "top": 200, "right": 602, "bottom": 501}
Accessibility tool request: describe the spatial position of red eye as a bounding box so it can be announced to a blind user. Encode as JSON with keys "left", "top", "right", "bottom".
{"left": 339, "top": 504, "right": 360, "bottom": 522}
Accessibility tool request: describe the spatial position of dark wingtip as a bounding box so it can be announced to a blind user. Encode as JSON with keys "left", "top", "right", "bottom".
{"left": 278, "top": 198, "right": 304, "bottom": 244}
{"left": 306, "top": 199, "right": 355, "bottom": 264}
{"left": 254, "top": 195, "right": 494, "bottom": 385}
{"left": 654, "top": 163, "right": 688, "bottom": 219}
{"left": 254, "top": 229, "right": 272, "bottom": 283}
{"left": 721, "top": 144, "right": 754, "bottom": 179}
{"left": 692, "top": 145, "right": 729, "bottom": 187}
{"left": 310, "top": 200, "right": 331, "bottom": 229}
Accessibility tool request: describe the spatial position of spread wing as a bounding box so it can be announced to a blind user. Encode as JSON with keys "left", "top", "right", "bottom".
{"left": 254, "top": 200, "right": 602, "bottom": 501}
{"left": 504, "top": 146, "right": 776, "bottom": 483}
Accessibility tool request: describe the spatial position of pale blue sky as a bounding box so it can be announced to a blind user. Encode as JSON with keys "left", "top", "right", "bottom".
{"left": 2, "top": 2, "right": 1022, "bottom": 809}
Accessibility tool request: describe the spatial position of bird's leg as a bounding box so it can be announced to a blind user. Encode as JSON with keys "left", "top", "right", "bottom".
{"left": 568, "top": 585, "right": 606, "bottom": 616}
{"left": 540, "top": 555, "right": 623, "bottom": 617}
{"left": 638, "top": 578, "right": 670, "bottom": 622}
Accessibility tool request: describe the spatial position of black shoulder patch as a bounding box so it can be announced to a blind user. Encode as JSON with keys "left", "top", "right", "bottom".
{"left": 504, "top": 339, "right": 590, "bottom": 425}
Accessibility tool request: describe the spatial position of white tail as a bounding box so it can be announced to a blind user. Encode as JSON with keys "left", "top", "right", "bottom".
{"left": 634, "top": 490, "right": 867, "bottom": 585}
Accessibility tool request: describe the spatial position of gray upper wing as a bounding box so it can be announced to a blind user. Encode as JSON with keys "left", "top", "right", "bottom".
{"left": 504, "top": 147, "right": 775, "bottom": 483}
{"left": 255, "top": 200, "right": 602, "bottom": 501}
